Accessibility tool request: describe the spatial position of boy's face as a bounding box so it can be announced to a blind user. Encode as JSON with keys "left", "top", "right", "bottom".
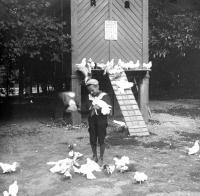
{"left": 87, "top": 84, "right": 100, "bottom": 96}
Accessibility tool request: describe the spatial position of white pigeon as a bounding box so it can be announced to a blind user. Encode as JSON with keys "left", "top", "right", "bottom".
{"left": 103, "top": 59, "right": 114, "bottom": 75}
{"left": 76, "top": 58, "right": 91, "bottom": 82}
{"left": 143, "top": 61, "right": 152, "bottom": 69}
{"left": 47, "top": 158, "right": 73, "bottom": 174}
{"left": 8, "top": 181, "right": 18, "bottom": 196}
{"left": 133, "top": 172, "right": 148, "bottom": 184}
{"left": 113, "top": 156, "right": 130, "bottom": 170}
{"left": 59, "top": 91, "right": 78, "bottom": 112}
{"left": 3, "top": 191, "right": 9, "bottom": 196}
{"left": 118, "top": 163, "right": 136, "bottom": 173}
{"left": 187, "top": 140, "right": 199, "bottom": 155}
{"left": 73, "top": 158, "right": 101, "bottom": 180}
{"left": 103, "top": 164, "right": 115, "bottom": 175}
{"left": 87, "top": 58, "right": 95, "bottom": 69}
{"left": 114, "top": 80, "right": 134, "bottom": 93}
{"left": 63, "top": 170, "right": 72, "bottom": 179}
{"left": 0, "top": 162, "right": 19, "bottom": 173}
{"left": 92, "top": 99, "right": 112, "bottom": 115}
{"left": 113, "top": 120, "right": 126, "bottom": 127}
{"left": 127, "top": 60, "right": 140, "bottom": 69}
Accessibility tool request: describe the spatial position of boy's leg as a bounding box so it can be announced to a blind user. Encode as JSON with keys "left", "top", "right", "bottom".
{"left": 88, "top": 117, "right": 98, "bottom": 162}
{"left": 97, "top": 116, "right": 107, "bottom": 165}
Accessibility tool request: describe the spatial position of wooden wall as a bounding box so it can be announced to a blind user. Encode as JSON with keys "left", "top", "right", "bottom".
{"left": 71, "top": 0, "right": 148, "bottom": 64}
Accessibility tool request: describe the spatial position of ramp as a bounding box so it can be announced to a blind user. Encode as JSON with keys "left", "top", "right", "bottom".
{"left": 109, "top": 71, "right": 149, "bottom": 136}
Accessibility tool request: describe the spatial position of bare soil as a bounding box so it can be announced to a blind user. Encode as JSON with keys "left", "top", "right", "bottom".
{"left": 1, "top": 99, "right": 200, "bottom": 196}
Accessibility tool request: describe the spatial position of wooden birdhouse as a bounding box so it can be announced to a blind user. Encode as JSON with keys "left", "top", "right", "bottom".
{"left": 70, "top": 0, "right": 150, "bottom": 136}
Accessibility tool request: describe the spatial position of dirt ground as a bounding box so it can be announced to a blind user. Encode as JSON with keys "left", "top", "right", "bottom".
{"left": 1, "top": 99, "right": 200, "bottom": 196}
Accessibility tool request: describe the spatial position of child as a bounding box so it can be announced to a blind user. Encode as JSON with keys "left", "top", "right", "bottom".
{"left": 85, "top": 78, "right": 111, "bottom": 166}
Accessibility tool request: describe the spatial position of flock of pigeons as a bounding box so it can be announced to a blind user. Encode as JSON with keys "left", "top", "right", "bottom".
{"left": 76, "top": 58, "right": 152, "bottom": 84}
{"left": 46, "top": 144, "right": 148, "bottom": 183}
{"left": 1, "top": 139, "right": 200, "bottom": 195}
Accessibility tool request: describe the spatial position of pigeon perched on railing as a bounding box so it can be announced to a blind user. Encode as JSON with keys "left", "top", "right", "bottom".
{"left": 143, "top": 61, "right": 152, "bottom": 69}
{"left": 0, "top": 162, "right": 19, "bottom": 173}
{"left": 76, "top": 58, "right": 92, "bottom": 83}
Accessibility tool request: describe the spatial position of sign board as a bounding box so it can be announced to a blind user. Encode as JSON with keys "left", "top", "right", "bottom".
{"left": 105, "top": 20, "right": 118, "bottom": 40}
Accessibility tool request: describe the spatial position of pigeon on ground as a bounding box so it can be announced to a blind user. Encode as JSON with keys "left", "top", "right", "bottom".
{"left": 118, "top": 163, "right": 136, "bottom": 173}
{"left": 133, "top": 172, "right": 148, "bottom": 184}
{"left": 8, "top": 181, "right": 18, "bottom": 196}
{"left": 0, "top": 162, "right": 19, "bottom": 173}
{"left": 73, "top": 158, "right": 101, "bottom": 180}
{"left": 113, "top": 156, "right": 130, "bottom": 170}
{"left": 187, "top": 140, "right": 199, "bottom": 155}
{"left": 102, "top": 164, "right": 115, "bottom": 175}
{"left": 47, "top": 158, "right": 73, "bottom": 174}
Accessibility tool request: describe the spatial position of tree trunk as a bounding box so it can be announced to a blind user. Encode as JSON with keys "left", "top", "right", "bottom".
{"left": 19, "top": 64, "right": 24, "bottom": 99}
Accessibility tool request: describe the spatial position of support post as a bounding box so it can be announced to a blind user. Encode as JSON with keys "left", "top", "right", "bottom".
{"left": 139, "top": 71, "right": 150, "bottom": 123}
{"left": 70, "top": 0, "right": 81, "bottom": 125}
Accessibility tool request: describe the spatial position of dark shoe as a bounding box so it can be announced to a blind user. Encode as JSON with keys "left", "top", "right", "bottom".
{"left": 92, "top": 155, "right": 98, "bottom": 163}
{"left": 99, "top": 157, "right": 103, "bottom": 166}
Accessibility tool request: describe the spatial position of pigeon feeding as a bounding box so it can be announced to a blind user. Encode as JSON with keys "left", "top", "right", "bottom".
{"left": 113, "top": 156, "right": 130, "bottom": 170}
{"left": 0, "top": 162, "right": 19, "bottom": 173}
{"left": 3, "top": 181, "right": 19, "bottom": 196}
{"left": 187, "top": 140, "right": 199, "bottom": 155}
{"left": 47, "top": 158, "right": 74, "bottom": 174}
{"left": 133, "top": 172, "right": 148, "bottom": 184}
{"left": 73, "top": 158, "right": 101, "bottom": 180}
{"left": 102, "top": 164, "right": 115, "bottom": 175}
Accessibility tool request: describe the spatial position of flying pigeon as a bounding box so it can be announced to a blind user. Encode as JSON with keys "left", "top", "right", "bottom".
{"left": 8, "top": 181, "right": 19, "bottom": 196}
{"left": 0, "top": 162, "right": 19, "bottom": 173}
{"left": 187, "top": 140, "right": 199, "bottom": 155}
{"left": 133, "top": 172, "right": 148, "bottom": 184}
{"left": 59, "top": 92, "right": 78, "bottom": 112}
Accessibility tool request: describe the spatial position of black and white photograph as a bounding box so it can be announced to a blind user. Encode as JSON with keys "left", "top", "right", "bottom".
{"left": 1, "top": 0, "right": 200, "bottom": 195}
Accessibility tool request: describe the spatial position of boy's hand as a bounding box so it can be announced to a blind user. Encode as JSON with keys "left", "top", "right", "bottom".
{"left": 93, "top": 104, "right": 101, "bottom": 110}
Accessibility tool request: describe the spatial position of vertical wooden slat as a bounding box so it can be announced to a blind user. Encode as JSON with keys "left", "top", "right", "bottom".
{"left": 142, "top": 0, "right": 149, "bottom": 63}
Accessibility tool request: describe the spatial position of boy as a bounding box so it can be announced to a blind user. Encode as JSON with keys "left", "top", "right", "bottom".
{"left": 86, "top": 78, "right": 111, "bottom": 166}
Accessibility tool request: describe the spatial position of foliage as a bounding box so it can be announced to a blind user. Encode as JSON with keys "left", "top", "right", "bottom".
{"left": 0, "top": 0, "right": 71, "bottom": 93}
{"left": 149, "top": 0, "right": 200, "bottom": 59}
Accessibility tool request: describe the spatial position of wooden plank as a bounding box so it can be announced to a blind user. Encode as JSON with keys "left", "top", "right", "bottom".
{"left": 108, "top": 70, "right": 149, "bottom": 136}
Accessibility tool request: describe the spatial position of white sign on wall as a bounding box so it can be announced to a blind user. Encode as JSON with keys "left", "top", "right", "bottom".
{"left": 105, "top": 20, "right": 118, "bottom": 40}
